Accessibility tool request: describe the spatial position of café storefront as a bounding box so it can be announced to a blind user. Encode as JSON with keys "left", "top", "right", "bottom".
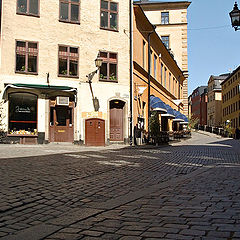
{"left": 2, "top": 83, "right": 77, "bottom": 144}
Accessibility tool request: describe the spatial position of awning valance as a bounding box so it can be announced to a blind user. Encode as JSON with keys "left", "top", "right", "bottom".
{"left": 150, "top": 95, "right": 167, "bottom": 113}
{"left": 2, "top": 83, "right": 77, "bottom": 99}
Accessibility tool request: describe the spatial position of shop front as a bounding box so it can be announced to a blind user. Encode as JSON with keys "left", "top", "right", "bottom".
{"left": 49, "top": 97, "right": 74, "bottom": 143}
{"left": 8, "top": 92, "right": 38, "bottom": 144}
{"left": 2, "top": 83, "right": 77, "bottom": 144}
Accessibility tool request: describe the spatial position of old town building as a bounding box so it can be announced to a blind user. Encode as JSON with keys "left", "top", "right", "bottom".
{"left": 207, "top": 74, "right": 230, "bottom": 127}
{"left": 221, "top": 66, "right": 240, "bottom": 136}
{"left": 0, "top": 0, "right": 130, "bottom": 145}
{"left": 190, "top": 86, "right": 207, "bottom": 126}
{"left": 136, "top": 0, "right": 191, "bottom": 116}
{"left": 133, "top": 4, "right": 186, "bottom": 143}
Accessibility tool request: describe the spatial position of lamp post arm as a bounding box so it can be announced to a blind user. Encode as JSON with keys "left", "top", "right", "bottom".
{"left": 86, "top": 69, "right": 98, "bottom": 100}
{"left": 86, "top": 69, "right": 100, "bottom": 111}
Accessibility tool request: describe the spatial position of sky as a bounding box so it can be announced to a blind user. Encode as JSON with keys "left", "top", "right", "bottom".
{"left": 148, "top": 0, "right": 240, "bottom": 95}
{"left": 187, "top": 0, "right": 239, "bottom": 95}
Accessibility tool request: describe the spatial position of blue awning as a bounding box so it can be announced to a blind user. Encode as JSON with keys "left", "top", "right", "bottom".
{"left": 179, "top": 113, "right": 189, "bottom": 124}
{"left": 172, "top": 109, "right": 184, "bottom": 122}
{"left": 150, "top": 95, "right": 167, "bottom": 113}
{"left": 162, "top": 104, "right": 175, "bottom": 118}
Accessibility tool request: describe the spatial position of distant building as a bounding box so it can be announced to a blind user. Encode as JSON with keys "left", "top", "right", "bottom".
{"left": 191, "top": 86, "right": 208, "bottom": 126}
{"left": 200, "top": 90, "right": 208, "bottom": 126}
{"left": 207, "top": 74, "right": 230, "bottom": 127}
{"left": 221, "top": 66, "right": 240, "bottom": 136}
{"left": 188, "top": 94, "right": 192, "bottom": 119}
{"left": 136, "top": 0, "right": 191, "bottom": 116}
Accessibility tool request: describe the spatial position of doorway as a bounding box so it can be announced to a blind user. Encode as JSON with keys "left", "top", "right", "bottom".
{"left": 110, "top": 100, "right": 125, "bottom": 141}
{"left": 85, "top": 118, "right": 105, "bottom": 146}
{"left": 49, "top": 106, "right": 74, "bottom": 142}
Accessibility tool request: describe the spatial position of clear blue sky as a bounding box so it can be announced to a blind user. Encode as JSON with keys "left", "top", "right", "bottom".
{"left": 147, "top": 0, "right": 239, "bottom": 95}
{"left": 187, "top": 0, "right": 239, "bottom": 95}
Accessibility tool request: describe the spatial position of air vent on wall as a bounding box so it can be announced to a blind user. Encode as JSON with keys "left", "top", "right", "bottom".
{"left": 56, "top": 96, "right": 69, "bottom": 106}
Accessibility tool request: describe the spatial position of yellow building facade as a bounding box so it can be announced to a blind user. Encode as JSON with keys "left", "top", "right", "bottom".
{"left": 221, "top": 66, "right": 240, "bottom": 134}
{"left": 137, "top": 1, "right": 191, "bottom": 117}
{"left": 133, "top": 5, "right": 185, "bottom": 142}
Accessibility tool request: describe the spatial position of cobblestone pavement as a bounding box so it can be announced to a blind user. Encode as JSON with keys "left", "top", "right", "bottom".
{"left": 1, "top": 131, "right": 240, "bottom": 239}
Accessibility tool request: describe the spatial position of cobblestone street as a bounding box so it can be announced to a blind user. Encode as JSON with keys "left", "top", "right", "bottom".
{"left": 1, "top": 131, "right": 240, "bottom": 240}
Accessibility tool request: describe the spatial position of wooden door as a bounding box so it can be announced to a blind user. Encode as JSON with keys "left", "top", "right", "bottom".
{"left": 49, "top": 106, "right": 74, "bottom": 142}
{"left": 85, "top": 118, "right": 105, "bottom": 146}
{"left": 110, "top": 106, "right": 123, "bottom": 141}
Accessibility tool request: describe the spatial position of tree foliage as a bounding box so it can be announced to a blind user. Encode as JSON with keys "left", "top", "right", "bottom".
{"left": 150, "top": 111, "right": 160, "bottom": 137}
{"left": 187, "top": 114, "right": 199, "bottom": 129}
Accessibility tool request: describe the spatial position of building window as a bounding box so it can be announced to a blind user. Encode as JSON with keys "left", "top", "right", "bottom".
{"left": 154, "top": 54, "right": 157, "bottom": 79}
{"left": 164, "top": 67, "right": 167, "bottom": 87}
{"left": 160, "top": 63, "right": 163, "bottom": 85}
{"left": 100, "top": 0, "right": 118, "bottom": 31}
{"left": 9, "top": 93, "right": 37, "bottom": 134}
{"left": 161, "top": 12, "right": 169, "bottom": 24}
{"left": 169, "top": 73, "right": 171, "bottom": 92}
{"left": 58, "top": 45, "right": 79, "bottom": 77}
{"left": 59, "top": 0, "right": 80, "bottom": 23}
{"left": 161, "top": 36, "right": 169, "bottom": 49}
{"left": 176, "top": 79, "right": 178, "bottom": 96}
{"left": 16, "top": 40, "right": 38, "bottom": 74}
{"left": 173, "top": 77, "right": 175, "bottom": 95}
{"left": 143, "top": 41, "right": 146, "bottom": 69}
{"left": 17, "top": 0, "right": 39, "bottom": 16}
{"left": 150, "top": 50, "right": 153, "bottom": 76}
{"left": 99, "top": 51, "right": 117, "bottom": 82}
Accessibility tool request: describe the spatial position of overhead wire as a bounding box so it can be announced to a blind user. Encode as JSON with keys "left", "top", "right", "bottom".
{"left": 188, "top": 25, "right": 230, "bottom": 31}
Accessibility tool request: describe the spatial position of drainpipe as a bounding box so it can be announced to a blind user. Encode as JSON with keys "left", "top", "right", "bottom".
{"left": 129, "top": 0, "right": 133, "bottom": 146}
{"left": 147, "top": 31, "right": 154, "bottom": 142}
{"left": 178, "top": 76, "right": 181, "bottom": 111}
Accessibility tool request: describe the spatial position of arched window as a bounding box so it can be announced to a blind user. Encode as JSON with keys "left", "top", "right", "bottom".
{"left": 9, "top": 93, "right": 37, "bottom": 134}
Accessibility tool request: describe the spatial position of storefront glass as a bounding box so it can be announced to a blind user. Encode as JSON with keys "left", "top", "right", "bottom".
{"left": 9, "top": 93, "right": 37, "bottom": 134}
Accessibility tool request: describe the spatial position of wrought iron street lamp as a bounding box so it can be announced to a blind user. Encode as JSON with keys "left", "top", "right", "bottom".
{"left": 95, "top": 55, "right": 103, "bottom": 69}
{"left": 229, "top": 2, "right": 240, "bottom": 31}
{"left": 86, "top": 54, "right": 103, "bottom": 111}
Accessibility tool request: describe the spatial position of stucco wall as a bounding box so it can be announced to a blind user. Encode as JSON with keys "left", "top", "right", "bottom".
{"left": 0, "top": 0, "right": 130, "bottom": 142}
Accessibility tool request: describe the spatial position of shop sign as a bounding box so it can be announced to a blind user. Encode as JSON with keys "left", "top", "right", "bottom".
{"left": 82, "top": 111, "right": 107, "bottom": 119}
{"left": 15, "top": 106, "right": 31, "bottom": 113}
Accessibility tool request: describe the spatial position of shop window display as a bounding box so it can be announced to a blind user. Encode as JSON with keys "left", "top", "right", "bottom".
{"left": 9, "top": 93, "right": 37, "bottom": 135}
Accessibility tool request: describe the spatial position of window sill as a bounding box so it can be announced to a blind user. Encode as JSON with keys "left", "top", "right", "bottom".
{"left": 7, "top": 134, "right": 38, "bottom": 137}
{"left": 100, "top": 27, "right": 119, "bottom": 32}
{"left": 58, "top": 74, "right": 79, "bottom": 79}
{"left": 15, "top": 71, "right": 38, "bottom": 75}
{"left": 99, "top": 79, "right": 118, "bottom": 83}
{"left": 16, "top": 12, "right": 40, "bottom": 18}
{"left": 59, "top": 20, "right": 80, "bottom": 25}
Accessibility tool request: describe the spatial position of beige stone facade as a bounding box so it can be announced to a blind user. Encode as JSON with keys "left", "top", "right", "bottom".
{"left": 138, "top": 1, "right": 190, "bottom": 116}
{"left": 0, "top": 0, "right": 130, "bottom": 144}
